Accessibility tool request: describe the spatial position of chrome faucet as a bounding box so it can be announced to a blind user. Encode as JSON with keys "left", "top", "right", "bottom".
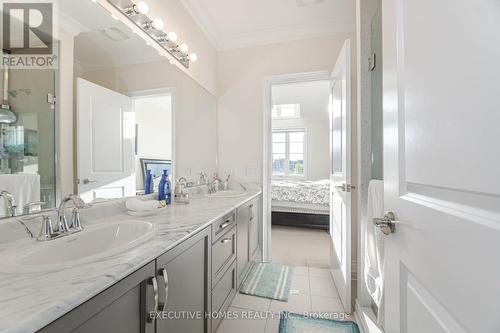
{"left": 208, "top": 174, "right": 222, "bottom": 194}
{"left": 0, "top": 190, "right": 17, "bottom": 217}
{"left": 57, "top": 194, "right": 88, "bottom": 234}
{"left": 178, "top": 177, "right": 188, "bottom": 188}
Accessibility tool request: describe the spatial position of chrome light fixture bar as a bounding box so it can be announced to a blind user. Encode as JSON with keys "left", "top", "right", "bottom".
{"left": 106, "top": 0, "right": 197, "bottom": 68}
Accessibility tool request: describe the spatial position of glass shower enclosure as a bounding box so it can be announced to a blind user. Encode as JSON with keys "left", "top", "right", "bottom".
{"left": 0, "top": 50, "right": 57, "bottom": 215}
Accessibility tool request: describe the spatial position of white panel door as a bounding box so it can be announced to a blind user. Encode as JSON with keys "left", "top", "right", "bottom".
{"left": 329, "top": 40, "right": 352, "bottom": 312}
{"left": 382, "top": 0, "right": 500, "bottom": 332}
{"left": 77, "top": 78, "right": 135, "bottom": 202}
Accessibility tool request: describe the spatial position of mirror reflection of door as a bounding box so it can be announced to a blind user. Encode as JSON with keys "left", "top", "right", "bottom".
{"left": 76, "top": 79, "right": 173, "bottom": 202}
{"left": 77, "top": 78, "right": 135, "bottom": 202}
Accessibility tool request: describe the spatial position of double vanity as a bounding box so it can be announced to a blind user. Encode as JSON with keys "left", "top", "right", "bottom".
{"left": 0, "top": 191, "right": 262, "bottom": 333}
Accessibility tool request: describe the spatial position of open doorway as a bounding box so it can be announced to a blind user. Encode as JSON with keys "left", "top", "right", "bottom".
{"left": 262, "top": 39, "right": 353, "bottom": 314}
{"left": 269, "top": 80, "right": 332, "bottom": 268}
{"left": 131, "top": 90, "right": 174, "bottom": 195}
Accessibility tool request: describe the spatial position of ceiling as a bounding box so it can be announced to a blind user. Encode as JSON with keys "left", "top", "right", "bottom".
{"left": 180, "top": 0, "right": 355, "bottom": 50}
{"left": 272, "top": 80, "right": 331, "bottom": 117}
{"left": 59, "top": 1, "right": 162, "bottom": 72}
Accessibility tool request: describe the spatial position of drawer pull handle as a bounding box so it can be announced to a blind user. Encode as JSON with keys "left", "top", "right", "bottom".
{"left": 147, "top": 276, "right": 159, "bottom": 322}
{"left": 220, "top": 238, "right": 232, "bottom": 244}
{"left": 249, "top": 204, "right": 254, "bottom": 209}
{"left": 219, "top": 221, "right": 230, "bottom": 230}
{"left": 159, "top": 268, "right": 169, "bottom": 312}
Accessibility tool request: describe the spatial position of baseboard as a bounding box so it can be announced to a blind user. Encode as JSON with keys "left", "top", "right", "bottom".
{"left": 355, "top": 301, "right": 369, "bottom": 333}
{"left": 355, "top": 300, "right": 383, "bottom": 333}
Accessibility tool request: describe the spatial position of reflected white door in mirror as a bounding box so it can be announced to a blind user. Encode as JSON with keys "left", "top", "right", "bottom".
{"left": 77, "top": 78, "right": 136, "bottom": 202}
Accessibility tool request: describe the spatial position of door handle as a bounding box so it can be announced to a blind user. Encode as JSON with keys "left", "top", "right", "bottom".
{"left": 334, "top": 184, "right": 356, "bottom": 192}
{"left": 82, "top": 178, "right": 97, "bottom": 185}
{"left": 219, "top": 220, "right": 230, "bottom": 230}
{"left": 373, "top": 212, "right": 397, "bottom": 235}
{"left": 147, "top": 276, "right": 159, "bottom": 322}
{"left": 158, "top": 268, "right": 169, "bottom": 312}
{"left": 335, "top": 184, "right": 346, "bottom": 192}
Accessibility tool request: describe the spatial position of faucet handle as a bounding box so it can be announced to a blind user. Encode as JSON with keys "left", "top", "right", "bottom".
{"left": 23, "top": 201, "right": 45, "bottom": 215}
{"left": 70, "top": 208, "right": 83, "bottom": 233}
{"left": 37, "top": 215, "right": 55, "bottom": 241}
{"left": 58, "top": 214, "right": 70, "bottom": 234}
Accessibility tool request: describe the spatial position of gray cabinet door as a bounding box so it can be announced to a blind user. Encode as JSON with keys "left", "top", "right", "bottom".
{"left": 237, "top": 202, "right": 250, "bottom": 283}
{"left": 156, "top": 226, "right": 211, "bottom": 333}
{"left": 248, "top": 198, "right": 260, "bottom": 260}
{"left": 38, "top": 261, "right": 156, "bottom": 333}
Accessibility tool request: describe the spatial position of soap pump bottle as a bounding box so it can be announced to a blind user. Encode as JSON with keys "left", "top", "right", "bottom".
{"left": 159, "top": 170, "right": 172, "bottom": 204}
{"left": 165, "top": 171, "right": 172, "bottom": 204}
{"left": 158, "top": 170, "right": 168, "bottom": 201}
{"left": 144, "top": 170, "right": 153, "bottom": 195}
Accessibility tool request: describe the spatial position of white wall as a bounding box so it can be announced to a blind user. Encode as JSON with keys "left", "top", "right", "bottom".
{"left": 216, "top": 34, "right": 356, "bottom": 184}
{"left": 272, "top": 80, "right": 331, "bottom": 181}
{"left": 134, "top": 95, "right": 172, "bottom": 189}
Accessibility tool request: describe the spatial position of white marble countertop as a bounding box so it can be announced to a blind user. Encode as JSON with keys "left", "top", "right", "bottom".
{"left": 0, "top": 190, "right": 261, "bottom": 333}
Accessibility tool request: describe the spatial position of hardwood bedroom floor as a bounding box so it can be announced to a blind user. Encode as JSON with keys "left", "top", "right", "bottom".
{"left": 271, "top": 225, "right": 331, "bottom": 268}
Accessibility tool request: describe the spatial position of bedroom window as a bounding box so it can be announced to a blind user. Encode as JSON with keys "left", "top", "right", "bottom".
{"left": 272, "top": 130, "right": 306, "bottom": 178}
{"left": 272, "top": 104, "right": 301, "bottom": 119}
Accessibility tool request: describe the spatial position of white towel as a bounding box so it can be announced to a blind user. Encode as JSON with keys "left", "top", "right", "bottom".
{"left": 125, "top": 198, "right": 158, "bottom": 212}
{"left": 0, "top": 174, "right": 40, "bottom": 217}
{"left": 364, "top": 179, "right": 385, "bottom": 325}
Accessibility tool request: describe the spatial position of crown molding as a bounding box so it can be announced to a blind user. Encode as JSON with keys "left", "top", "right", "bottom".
{"left": 217, "top": 17, "right": 355, "bottom": 50}
{"left": 180, "top": 0, "right": 354, "bottom": 50}
{"left": 57, "top": 11, "right": 91, "bottom": 37}
{"left": 179, "top": 0, "right": 219, "bottom": 49}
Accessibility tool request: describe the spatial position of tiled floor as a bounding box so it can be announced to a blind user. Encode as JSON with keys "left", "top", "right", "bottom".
{"left": 271, "top": 226, "right": 331, "bottom": 268}
{"left": 216, "top": 266, "right": 355, "bottom": 333}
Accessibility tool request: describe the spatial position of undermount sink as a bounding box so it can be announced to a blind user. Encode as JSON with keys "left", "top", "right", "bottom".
{"left": 205, "top": 190, "right": 247, "bottom": 198}
{"left": 0, "top": 220, "right": 156, "bottom": 273}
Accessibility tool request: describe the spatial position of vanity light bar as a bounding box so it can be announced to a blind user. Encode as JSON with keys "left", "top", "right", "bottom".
{"left": 107, "top": 0, "right": 197, "bottom": 68}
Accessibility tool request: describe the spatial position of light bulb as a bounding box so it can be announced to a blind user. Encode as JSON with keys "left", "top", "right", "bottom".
{"left": 179, "top": 43, "right": 189, "bottom": 53}
{"left": 167, "top": 31, "right": 178, "bottom": 42}
{"left": 189, "top": 53, "right": 198, "bottom": 62}
{"left": 151, "top": 18, "right": 164, "bottom": 30}
{"left": 136, "top": 1, "right": 149, "bottom": 14}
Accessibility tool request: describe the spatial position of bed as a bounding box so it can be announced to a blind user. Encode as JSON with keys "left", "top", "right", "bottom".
{"left": 271, "top": 179, "right": 330, "bottom": 215}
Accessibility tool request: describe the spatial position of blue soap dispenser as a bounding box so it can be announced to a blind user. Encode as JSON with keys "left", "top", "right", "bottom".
{"left": 144, "top": 170, "right": 153, "bottom": 194}
{"left": 158, "top": 170, "right": 168, "bottom": 201}
{"left": 165, "top": 171, "right": 172, "bottom": 204}
{"left": 159, "top": 170, "right": 172, "bottom": 204}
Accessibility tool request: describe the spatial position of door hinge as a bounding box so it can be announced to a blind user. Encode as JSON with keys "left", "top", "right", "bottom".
{"left": 47, "top": 93, "right": 56, "bottom": 104}
{"left": 368, "top": 53, "right": 376, "bottom": 72}
{"left": 346, "top": 184, "right": 356, "bottom": 192}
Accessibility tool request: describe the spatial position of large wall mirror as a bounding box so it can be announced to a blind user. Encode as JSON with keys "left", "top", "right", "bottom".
{"left": 0, "top": 0, "right": 218, "bottom": 219}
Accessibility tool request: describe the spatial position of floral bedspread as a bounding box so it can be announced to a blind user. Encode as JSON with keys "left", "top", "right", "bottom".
{"left": 271, "top": 179, "right": 330, "bottom": 206}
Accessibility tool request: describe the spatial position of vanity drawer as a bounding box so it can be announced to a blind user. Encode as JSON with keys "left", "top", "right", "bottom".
{"left": 211, "top": 261, "right": 237, "bottom": 333}
{"left": 212, "top": 226, "right": 236, "bottom": 283}
{"left": 212, "top": 212, "right": 236, "bottom": 239}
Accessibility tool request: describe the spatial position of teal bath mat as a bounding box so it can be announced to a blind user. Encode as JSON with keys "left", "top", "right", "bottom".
{"left": 239, "top": 263, "right": 294, "bottom": 301}
{"left": 279, "top": 312, "right": 360, "bottom": 333}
